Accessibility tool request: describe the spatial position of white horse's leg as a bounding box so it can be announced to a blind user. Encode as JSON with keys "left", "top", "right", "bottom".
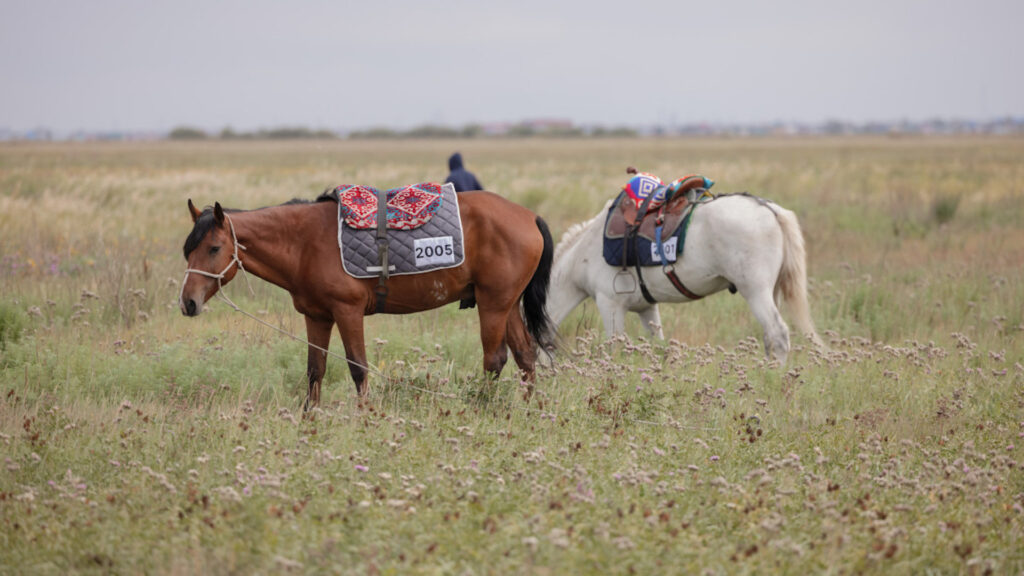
{"left": 595, "top": 292, "right": 628, "bottom": 338}
{"left": 637, "top": 306, "right": 665, "bottom": 340}
{"left": 743, "top": 288, "right": 790, "bottom": 362}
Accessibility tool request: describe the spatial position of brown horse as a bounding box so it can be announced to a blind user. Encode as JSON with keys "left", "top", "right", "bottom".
{"left": 180, "top": 190, "right": 555, "bottom": 408}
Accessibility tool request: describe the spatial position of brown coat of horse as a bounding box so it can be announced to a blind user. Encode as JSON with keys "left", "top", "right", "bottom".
{"left": 180, "top": 191, "right": 554, "bottom": 408}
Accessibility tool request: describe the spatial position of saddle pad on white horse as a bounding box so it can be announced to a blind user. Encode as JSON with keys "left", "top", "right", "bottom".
{"left": 337, "top": 182, "right": 465, "bottom": 278}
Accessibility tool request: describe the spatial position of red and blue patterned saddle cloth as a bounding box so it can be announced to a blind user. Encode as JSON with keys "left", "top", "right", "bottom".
{"left": 334, "top": 182, "right": 465, "bottom": 279}
{"left": 334, "top": 182, "right": 444, "bottom": 230}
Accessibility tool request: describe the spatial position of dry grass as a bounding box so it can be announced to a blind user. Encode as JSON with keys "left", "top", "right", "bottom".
{"left": 1, "top": 137, "right": 1022, "bottom": 574}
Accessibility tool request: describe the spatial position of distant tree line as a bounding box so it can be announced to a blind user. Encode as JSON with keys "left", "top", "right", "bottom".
{"left": 19, "top": 116, "right": 1023, "bottom": 143}
{"left": 167, "top": 126, "right": 339, "bottom": 140}
{"left": 348, "top": 123, "right": 637, "bottom": 139}
{"left": 167, "top": 123, "right": 639, "bottom": 140}
{"left": 348, "top": 125, "right": 483, "bottom": 139}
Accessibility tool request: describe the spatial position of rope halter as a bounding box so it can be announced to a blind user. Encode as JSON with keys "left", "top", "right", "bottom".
{"left": 179, "top": 213, "right": 254, "bottom": 313}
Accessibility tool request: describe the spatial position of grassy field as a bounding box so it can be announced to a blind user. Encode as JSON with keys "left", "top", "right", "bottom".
{"left": 1, "top": 137, "right": 1022, "bottom": 574}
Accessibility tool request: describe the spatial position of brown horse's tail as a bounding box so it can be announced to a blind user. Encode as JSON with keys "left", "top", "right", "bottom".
{"left": 522, "top": 216, "right": 557, "bottom": 351}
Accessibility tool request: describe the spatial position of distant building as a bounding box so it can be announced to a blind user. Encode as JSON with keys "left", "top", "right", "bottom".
{"left": 522, "top": 118, "right": 574, "bottom": 132}
{"left": 22, "top": 127, "right": 54, "bottom": 141}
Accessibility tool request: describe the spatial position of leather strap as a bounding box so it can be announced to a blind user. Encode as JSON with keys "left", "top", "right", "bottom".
{"left": 663, "top": 266, "right": 704, "bottom": 300}
{"left": 374, "top": 187, "right": 389, "bottom": 313}
{"left": 660, "top": 205, "right": 704, "bottom": 301}
{"left": 626, "top": 189, "right": 663, "bottom": 304}
{"left": 635, "top": 259, "right": 657, "bottom": 304}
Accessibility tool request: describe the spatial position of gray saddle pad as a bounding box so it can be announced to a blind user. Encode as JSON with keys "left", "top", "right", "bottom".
{"left": 338, "top": 182, "right": 465, "bottom": 278}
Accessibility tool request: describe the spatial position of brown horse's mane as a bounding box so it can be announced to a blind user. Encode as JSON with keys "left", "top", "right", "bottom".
{"left": 184, "top": 194, "right": 331, "bottom": 258}
{"left": 183, "top": 207, "right": 237, "bottom": 259}
{"left": 314, "top": 189, "right": 339, "bottom": 204}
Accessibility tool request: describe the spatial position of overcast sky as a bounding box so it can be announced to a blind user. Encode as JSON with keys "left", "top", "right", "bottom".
{"left": 1, "top": 0, "right": 1021, "bottom": 133}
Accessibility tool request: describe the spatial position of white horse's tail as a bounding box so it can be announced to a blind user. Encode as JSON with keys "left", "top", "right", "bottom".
{"left": 772, "top": 205, "right": 824, "bottom": 347}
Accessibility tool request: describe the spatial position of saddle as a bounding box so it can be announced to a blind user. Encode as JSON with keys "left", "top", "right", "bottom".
{"left": 602, "top": 169, "right": 715, "bottom": 303}
{"left": 606, "top": 174, "right": 714, "bottom": 241}
{"left": 335, "top": 182, "right": 444, "bottom": 230}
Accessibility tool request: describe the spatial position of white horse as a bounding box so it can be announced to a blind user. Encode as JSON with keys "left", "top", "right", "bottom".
{"left": 547, "top": 194, "right": 822, "bottom": 362}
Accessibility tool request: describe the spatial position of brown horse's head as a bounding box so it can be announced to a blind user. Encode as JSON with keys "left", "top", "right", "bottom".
{"left": 180, "top": 199, "right": 239, "bottom": 317}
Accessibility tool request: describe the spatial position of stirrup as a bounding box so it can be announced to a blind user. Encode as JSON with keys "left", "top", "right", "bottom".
{"left": 613, "top": 269, "right": 637, "bottom": 294}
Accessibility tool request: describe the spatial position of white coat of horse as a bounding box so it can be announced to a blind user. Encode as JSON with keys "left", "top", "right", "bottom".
{"left": 547, "top": 194, "right": 822, "bottom": 362}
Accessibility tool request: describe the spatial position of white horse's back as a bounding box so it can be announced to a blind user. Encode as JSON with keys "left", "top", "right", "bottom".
{"left": 548, "top": 194, "right": 821, "bottom": 361}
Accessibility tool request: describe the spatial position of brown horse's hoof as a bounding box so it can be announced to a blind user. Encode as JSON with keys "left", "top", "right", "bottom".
{"left": 626, "top": 166, "right": 638, "bottom": 175}
{"left": 521, "top": 384, "right": 535, "bottom": 402}
{"left": 303, "top": 395, "right": 319, "bottom": 414}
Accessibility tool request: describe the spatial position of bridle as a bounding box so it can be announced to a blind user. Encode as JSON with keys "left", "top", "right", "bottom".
{"left": 179, "top": 214, "right": 254, "bottom": 312}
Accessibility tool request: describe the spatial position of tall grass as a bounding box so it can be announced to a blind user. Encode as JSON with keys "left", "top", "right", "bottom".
{"left": 1, "top": 137, "right": 1022, "bottom": 574}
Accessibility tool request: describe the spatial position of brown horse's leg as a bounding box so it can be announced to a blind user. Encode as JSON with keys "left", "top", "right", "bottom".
{"left": 478, "top": 307, "right": 512, "bottom": 378}
{"left": 303, "top": 316, "right": 333, "bottom": 412}
{"left": 334, "top": 308, "right": 369, "bottom": 397}
{"left": 505, "top": 310, "right": 537, "bottom": 381}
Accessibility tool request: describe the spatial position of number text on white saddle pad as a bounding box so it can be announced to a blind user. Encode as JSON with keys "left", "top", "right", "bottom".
{"left": 414, "top": 236, "right": 456, "bottom": 266}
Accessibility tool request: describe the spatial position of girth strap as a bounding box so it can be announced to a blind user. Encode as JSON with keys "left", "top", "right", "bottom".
{"left": 636, "top": 200, "right": 707, "bottom": 304}
{"left": 374, "top": 187, "right": 389, "bottom": 313}
{"left": 634, "top": 259, "right": 657, "bottom": 304}
{"left": 660, "top": 203, "right": 704, "bottom": 301}
{"left": 662, "top": 266, "right": 704, "bottom": 300}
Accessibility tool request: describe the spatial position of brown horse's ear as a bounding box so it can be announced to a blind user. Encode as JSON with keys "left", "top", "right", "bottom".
{"left": 188, "top": 198, "right": 202, "bottom": 223}
{"left": 213, "top": 202, "right": 225, "bottom": 226}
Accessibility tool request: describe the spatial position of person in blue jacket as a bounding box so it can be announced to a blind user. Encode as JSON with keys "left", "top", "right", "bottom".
{"left": 444, "top": 152, "right": 484, "bottom": 192}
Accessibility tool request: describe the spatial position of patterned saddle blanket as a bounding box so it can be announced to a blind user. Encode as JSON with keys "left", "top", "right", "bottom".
{"left": 334, "top": 182, "right": 466, "bottom": 278}
{"left": 335, "top": 182, "right": 444, "bottom": 230}
{"left": 622, "top": 172, "right": 667, "bottom": 210}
